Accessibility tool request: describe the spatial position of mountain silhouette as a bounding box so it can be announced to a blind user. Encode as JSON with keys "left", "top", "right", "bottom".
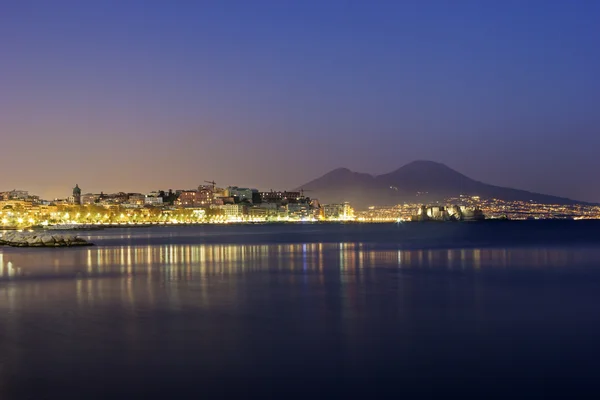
{"left": 297, "top": 160, "right": 584, "bottom": 209}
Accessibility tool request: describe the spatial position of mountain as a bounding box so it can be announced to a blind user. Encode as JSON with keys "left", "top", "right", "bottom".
{"left": 297, "top": 160, "right": 585, "bottom": 209}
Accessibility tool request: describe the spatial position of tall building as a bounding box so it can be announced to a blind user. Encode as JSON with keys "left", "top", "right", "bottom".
{"left": 72, "top": 184, "right": 81, "bottom": 205}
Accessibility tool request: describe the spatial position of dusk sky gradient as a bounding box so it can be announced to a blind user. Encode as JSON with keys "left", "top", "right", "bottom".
{"left": 2, "top": 0, "right": 599, "bottom": 201}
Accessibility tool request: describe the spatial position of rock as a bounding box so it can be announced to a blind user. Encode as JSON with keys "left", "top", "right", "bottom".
{"left": 41, "top": 234, "right": 55, "bottom": 245}
{"left": 26, "top": 235, "right": 40, "bottom": 244}
{"left": 0, "top": 231, "right": 93, "bottom": 247}
{"left": 26, "top": 235, "right": 44, "bottom": 247}
{"left": 63, "top": 234, "right": 77, "bottom": 245}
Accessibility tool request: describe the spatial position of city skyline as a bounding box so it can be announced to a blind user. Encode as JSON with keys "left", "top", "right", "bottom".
{"left": 2, "top": 158, "right": 597, "bottom": 205}
{"left": 2, "top": 1, "right": 600, "bottom": 201}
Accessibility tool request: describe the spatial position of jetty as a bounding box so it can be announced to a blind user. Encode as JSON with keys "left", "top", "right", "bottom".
{"left": 0, "top": 231, "right": 93, "bottom": 247}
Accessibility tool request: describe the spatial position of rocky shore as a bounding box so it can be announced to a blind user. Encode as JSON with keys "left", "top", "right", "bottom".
{"left": 0, "top": 231, "right": 93, "bottom": 247}
{"left": 45, "top": 224, "right": 104, "bottom": 230}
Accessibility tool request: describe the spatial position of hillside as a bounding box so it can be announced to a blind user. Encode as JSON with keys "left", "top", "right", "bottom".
{"left": 297, "top": 160, "right": 583, "bottom": 209}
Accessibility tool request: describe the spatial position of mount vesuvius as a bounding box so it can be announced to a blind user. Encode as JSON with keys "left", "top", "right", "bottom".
{"left": 296, "top": 160, "right": 585, "bottom": 209}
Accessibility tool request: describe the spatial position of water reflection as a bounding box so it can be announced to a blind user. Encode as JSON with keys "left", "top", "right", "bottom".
{"left": 0, "top": 244, "right": 595, "bottom": 317}
{"left": 2, "top": 241, "right": 600, "bottom": 399}
{"left": 0, "top": 244, "right": 597, "bottom": 283}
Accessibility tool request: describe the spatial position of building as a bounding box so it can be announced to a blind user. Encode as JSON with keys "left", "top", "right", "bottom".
{"left": 213, "top": 187, "right": 227, "bottom": 199}
{"left": 72, "top": 185, "right": 81, "bottom": 205}
{"left": 323, "top": 202, "right": 355, "bottom": 221}
{"left": 176, "top": 191, "right": 202, "bottom": 207}
{"left": 174, "top": 186, "right": 222, "bottom": 208}
{"left": 218, "top": 204, "right": 247, "bottom": 220}
{"left": 81, "top": 193, "right": 99, "bottom": 205}
{"left": 259, "top": 191, "right": 302, "bottom": 205}
{"left": 127, "top": 193, "right": 145, "bottom": 207}
{"left": 0, "top": 199, "right": 33, "bottom": 211}
{"left": 197, "top": 185, "right": 215, "bottom": 206}
{"left": 144, "top": 196, "right": 164, "bottom": 206}
{"left": 97, "top": 192, "right": 128, "bottom": 206}
{"left": 226, "top": 187, "right": 254, "bottom": 203}
{"left": 248, "top": 207, "right": 268, "bottom": 220}
{"left": 1, "top": 190, "right": 29, "bottom": 200}
{"left": 286, "top": 203, "right": 313, "bottom": 220}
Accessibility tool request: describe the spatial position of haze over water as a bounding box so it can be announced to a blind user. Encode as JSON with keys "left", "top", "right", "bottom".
{"left": 2, "top": 222, "right": 600, "bottom": 398}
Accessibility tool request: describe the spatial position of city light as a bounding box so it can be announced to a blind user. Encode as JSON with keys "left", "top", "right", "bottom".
{"left": 1, "top": 186, "right": 599, "bottom": 228}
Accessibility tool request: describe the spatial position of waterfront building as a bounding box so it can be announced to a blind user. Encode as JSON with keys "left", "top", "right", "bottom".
{"left": 323, "top": 202, "right": 355, "bottom": 221}
{"left": 218, "top": 204, "right": 247, "bottom": 219}
{"left": 286, "top": 203, "right": 312, "bottom": 220}
{"left": 248, "top": 207, "right": 268, "bottom": 220}
{"left": 355, "top": 205, "right": 414, "bottom": 222}
{"left": 0, "top": 199, "right": 33, "bottom": 211}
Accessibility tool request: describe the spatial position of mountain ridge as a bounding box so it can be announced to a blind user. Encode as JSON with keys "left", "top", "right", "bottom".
{"left": 297, "top": 160, "right": 588, "bottom": 209}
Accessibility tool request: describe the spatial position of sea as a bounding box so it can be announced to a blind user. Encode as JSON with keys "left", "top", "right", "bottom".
{"left": 1, "top": 221, "right": 600, "bottom": 399}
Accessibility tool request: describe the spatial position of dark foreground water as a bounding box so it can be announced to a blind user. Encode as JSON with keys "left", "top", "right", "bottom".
{"left": 2, "top": 221, "right": 600, "bottom": 399}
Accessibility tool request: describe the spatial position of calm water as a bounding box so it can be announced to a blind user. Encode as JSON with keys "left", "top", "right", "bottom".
{"left": 2, "top": 222, "right": 600, "bottom": 399}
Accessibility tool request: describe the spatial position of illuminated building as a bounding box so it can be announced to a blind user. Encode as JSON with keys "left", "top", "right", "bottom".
{"left": 286, "top": 203, "right": 312, "bottom": 220}
{"left": 219, "top": 204, "right": 247, "bottom": 219}
{"left": 323, "top": 202, "right": 355, "bottom": 221}
{"left": 197, "top": 185, "right": 215, "bottom": 206}
{"left": 248, "top": 207, "right": 268, "bottom": 219}
{"left": 176, "top": 191, "right": 202, "bottom": 207}
{"left": 144, "top": 196, "right": 163, "bottom": 206}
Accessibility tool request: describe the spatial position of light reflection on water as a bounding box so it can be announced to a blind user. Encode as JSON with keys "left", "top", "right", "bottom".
{"left": 0, "top": 243, "right": 595, "bottom": 317}
{"left": 0, "top": 243, "right": 592, "bottom": 282}
{"left": 1, "top": 241, "right": 600, "bottom": 398}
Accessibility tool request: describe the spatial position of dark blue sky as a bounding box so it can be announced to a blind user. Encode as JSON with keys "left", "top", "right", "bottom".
{"left": 2, "top": 0, "right": 599, "bottom": 201}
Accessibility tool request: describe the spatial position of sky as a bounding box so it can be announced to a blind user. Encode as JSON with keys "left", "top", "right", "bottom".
{"left": 1, "top": 0, "right": 599, "bottom": 201}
